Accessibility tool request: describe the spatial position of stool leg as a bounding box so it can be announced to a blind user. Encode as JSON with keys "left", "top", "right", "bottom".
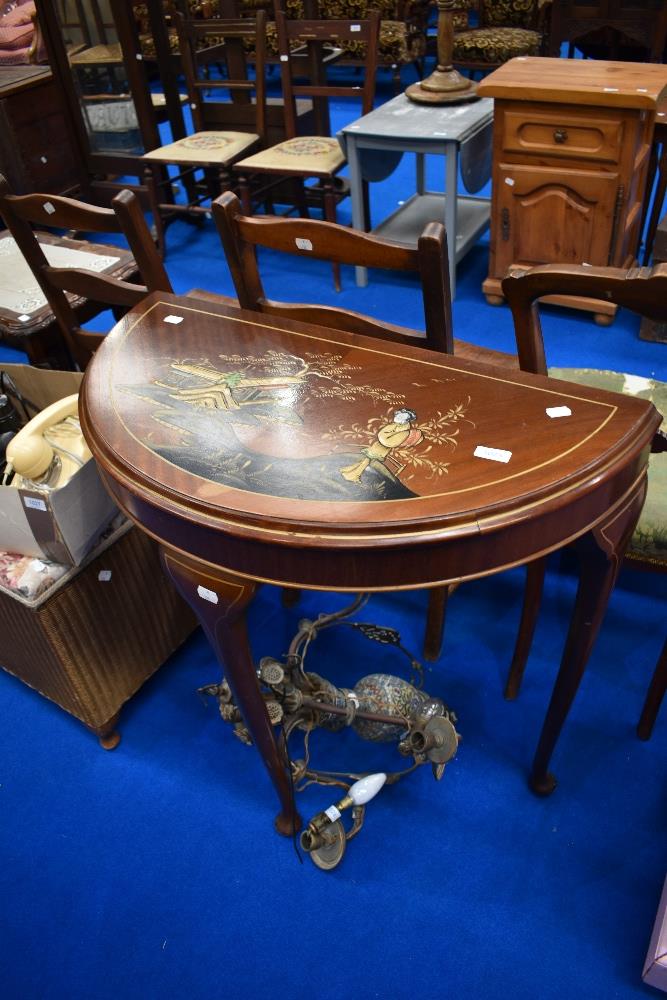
{"left": 637, "top": 639, "right": 667, "bottom": 741}
{"left": 91, "top": 712, "right": 121, "bottom": 750}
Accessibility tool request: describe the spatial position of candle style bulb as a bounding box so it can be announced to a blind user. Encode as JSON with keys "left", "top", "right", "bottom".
{"left": 348, "top": 772, "right": 387, "bottom": 805}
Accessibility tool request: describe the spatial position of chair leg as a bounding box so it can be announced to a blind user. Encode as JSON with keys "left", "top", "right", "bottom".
{"left": 643, "top": 143, "right": 667, "bottom": 266}
{"left": 144, "top": 166, "right": 166, "bottom": 258}
{"left": 322, "top": 179, "right": 341, "bottom": 291}
{"left": 637, "top": 638, "right": 667, "bottom": 740}
{"left": 238, "top": 174, "right": 253, "bottom": 215}
{"left": 423, "top": 585, "right": 450, "bottom": 662}
{"left": 296, "top": 179, "right": 310, "bottom": 219}
{"left": 504, "top": 557, "right": 547, "bottom": 700}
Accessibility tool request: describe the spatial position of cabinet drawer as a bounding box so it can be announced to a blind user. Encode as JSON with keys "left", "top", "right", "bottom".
{"left": 502, "top": 109, "right": 623, "bottom": 164}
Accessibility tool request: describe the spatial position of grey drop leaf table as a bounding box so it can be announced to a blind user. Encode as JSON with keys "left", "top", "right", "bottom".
{"left": 339, "top": 93, "right": 494, "bottom": 297}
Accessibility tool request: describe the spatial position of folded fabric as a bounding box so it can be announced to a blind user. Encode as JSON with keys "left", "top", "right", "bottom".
{"left": 0, "top": 551, "right": 68, "bottom": 599}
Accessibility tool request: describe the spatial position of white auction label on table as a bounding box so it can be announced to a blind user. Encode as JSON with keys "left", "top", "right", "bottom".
{"left": 474, "top": 445, "right": 512, "bottom": 464}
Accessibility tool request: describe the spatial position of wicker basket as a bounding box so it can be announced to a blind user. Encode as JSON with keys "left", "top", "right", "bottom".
{"left": 0, "top": 521, "right": 197, "bottom": 748}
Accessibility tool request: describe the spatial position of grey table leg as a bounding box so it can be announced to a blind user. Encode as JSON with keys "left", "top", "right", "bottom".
{"left": 416, "top": 152, "right": 425, "bottom": 196}
{"left": 347, "top": 135, "right": 369, "bottom": 288}
{"left": 444, "top": 141, "right": 458, "bottom": 300}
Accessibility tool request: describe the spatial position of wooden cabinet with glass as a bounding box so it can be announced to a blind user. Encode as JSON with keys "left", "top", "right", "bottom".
{"left": 477, "top": 58, "right": 667, "bottom": 324}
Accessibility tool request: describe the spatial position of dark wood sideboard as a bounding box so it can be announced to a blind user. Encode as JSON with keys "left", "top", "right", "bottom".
{"left": 0, "top": 65, "right": 82, "bottom": 196}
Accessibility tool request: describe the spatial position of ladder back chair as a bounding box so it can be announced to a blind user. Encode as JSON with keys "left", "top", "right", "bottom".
{"left": 0, "top": 175, "right": 172, "bottom": 370}
{"left": 141, "top": 10, "right": 268, "bottom": 256}
{"left": 500, "top": 261, "right": 667, "bottom": 739}
{"left": 231, "top": 7, "right": 381, "bottom": 291}
{"left": 213, "top": 189, "right": 518, "bottom": 658}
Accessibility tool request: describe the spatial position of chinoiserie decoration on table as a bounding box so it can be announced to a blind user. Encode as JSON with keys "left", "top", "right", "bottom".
{"left": 200, "top": 595, "right": 460, "bottom": 870}
{"left": 406, "top": 0, "right": 478, "bottom": 105}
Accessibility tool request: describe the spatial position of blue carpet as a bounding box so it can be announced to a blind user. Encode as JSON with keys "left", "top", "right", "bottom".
{"left": 0, "top": 73, "right": 665, "bottom": 1000}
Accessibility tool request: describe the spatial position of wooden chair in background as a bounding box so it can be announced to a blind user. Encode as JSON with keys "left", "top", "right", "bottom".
{"left": 500, "top": 261, "right": 667, "bottom": 739}
{"left": 452, "top": 0, "right": 548, "bottom": 76}
{"left": 0, "top": 175, "right": 173, "bottom": 370}
{"left": 231, "top": 9, "right": 381, "bottom": 291}
{"left": 141, "top": 10, "right": 268, "bottom": 256}
{"left": 213, "top": 189, "right": 518, "bottom": 659}
{"left": 547, "top": 0, "right": 667, "bottom": 62}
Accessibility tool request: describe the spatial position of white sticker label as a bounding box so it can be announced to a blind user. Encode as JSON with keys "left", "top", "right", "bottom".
{"left": 295, "top": 238, "right": 313, "bottom": 251}
{"left": 280, "top": 54, "right": 289, "bottom": 62}
{"left": 24, "top": 496, "right": 47, "bottom": 511}
{"left": 136, "top": 53, "right": 143, "bottom": 60}
{"left": 603, "top": 87, "right": 619, "bottom": 92}
{"left": 98, "top": 570, "right": 112, "bottom": 582}
{"left": 197, "top": 585, "right": 218, "bottom": 604}
{"left": 351, "top": 24, "right": 360, "bottom": 31}
{"left": 191, "top": 103, "right": 197, "bottom": 110}
{"left": 325, "top": 805, "right": 342, "bottom": 822}
{"left": 40, "top": 156, "right": 48, "bottom": 164}
{"left": 433, "top": 131, "right": 450, "bottom": 136}
{"left": 546, "top": 405, "right": 572, "bottom": 419}
{"left": 31, "top": 560, "right": 47, "bottom": 572}
{"left": 474, "top": 445, "right": 512, "bottom": 464}
{"left": 164, "top": 314, "right": 183, "bottom": 324}
{"left": 43, "top": 202, "right": 56, "bottom": 215}
{"left": 504, "top": 177, "right": 515, "bottom": 186}
{"left": 637, "top": 88, "right": 648, "bottom": 93}
{"left": 18, "top": 314, "right": 31, "bottom": 322}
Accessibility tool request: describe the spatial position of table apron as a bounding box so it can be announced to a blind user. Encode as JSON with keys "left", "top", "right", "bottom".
{"left": 100, "top": 457, "right": 649, "bottom": 592}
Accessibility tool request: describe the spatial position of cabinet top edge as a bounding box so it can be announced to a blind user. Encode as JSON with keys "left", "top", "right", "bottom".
{"left": 477, "top": 58, "right": 667, "bottom": 109}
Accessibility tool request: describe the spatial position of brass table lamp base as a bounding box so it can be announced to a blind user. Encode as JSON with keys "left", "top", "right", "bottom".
{"left": 406, "top": 70, "right": 478, "bottom": 105}
{"left": 406, "top": 0, "right": 478, "bottom": 106}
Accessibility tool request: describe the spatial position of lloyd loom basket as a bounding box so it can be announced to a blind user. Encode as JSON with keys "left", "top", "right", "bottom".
{"left": 0, "top": 521, "right": 197, "bottom": 748}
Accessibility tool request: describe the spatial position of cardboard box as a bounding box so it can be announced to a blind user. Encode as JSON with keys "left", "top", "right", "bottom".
{"left": 643, "top": 875, "right": 667, "bottom": 992}
{"left": 0, "top": 364, "right": 117, "bottom": 565}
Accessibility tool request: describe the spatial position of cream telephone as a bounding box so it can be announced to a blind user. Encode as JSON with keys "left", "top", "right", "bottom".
{"left": 3, "top": 394, "right": 91, "bottom": 490}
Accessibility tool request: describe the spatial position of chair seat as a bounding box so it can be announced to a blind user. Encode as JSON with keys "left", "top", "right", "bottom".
{"left": 550, "top": 367, "right": 666, "bottom": 567}
{"left": 234, "top": 136, "right": 346, "bottom": 177}
{"left": 453, "top": 27, "right": 541, "bottom": 63}
{"left": 143, "top": 132, "right": 259, "bottom": 165}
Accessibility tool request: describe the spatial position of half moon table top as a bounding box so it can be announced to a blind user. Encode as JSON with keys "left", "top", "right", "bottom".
{"left": 80, "top": 292, "right": 660, "bottom": 590}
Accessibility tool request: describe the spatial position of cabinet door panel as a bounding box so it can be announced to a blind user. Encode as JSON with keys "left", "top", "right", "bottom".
{"left": 492, "top": 163, "right": 619, "bottom": 275}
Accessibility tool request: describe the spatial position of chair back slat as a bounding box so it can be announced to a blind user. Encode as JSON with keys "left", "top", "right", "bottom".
{"left": 276, "top": 9, "right": 380, "bottom": 138}
{"left": 501, "top": 263, "right": 667, "bottom": 375}
{"left": 2, "top": 192, "right": 123, "bottom": 234}
{"left": 172, "top": 11, "right": 268, "bottom": 140}
{"left": 43, "top": 268, "right": 149, "bottom": 308}
{"left": 213, "top": 191, "right": 453, "bottom": 353}
{"left": 0, "top": 173, "right": 171, "bottom": 370}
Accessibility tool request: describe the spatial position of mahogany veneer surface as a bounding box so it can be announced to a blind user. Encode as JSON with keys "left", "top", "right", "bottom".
{"left": 80, "top": 293, "right": 660, "bottom": 591}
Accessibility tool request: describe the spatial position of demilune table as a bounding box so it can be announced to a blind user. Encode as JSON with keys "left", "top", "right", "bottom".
{"left": 339, "top": 94, "right": 494, "bottom": 297}
{"left": 80, "top": 292, "right": 660, "bottom": 837}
